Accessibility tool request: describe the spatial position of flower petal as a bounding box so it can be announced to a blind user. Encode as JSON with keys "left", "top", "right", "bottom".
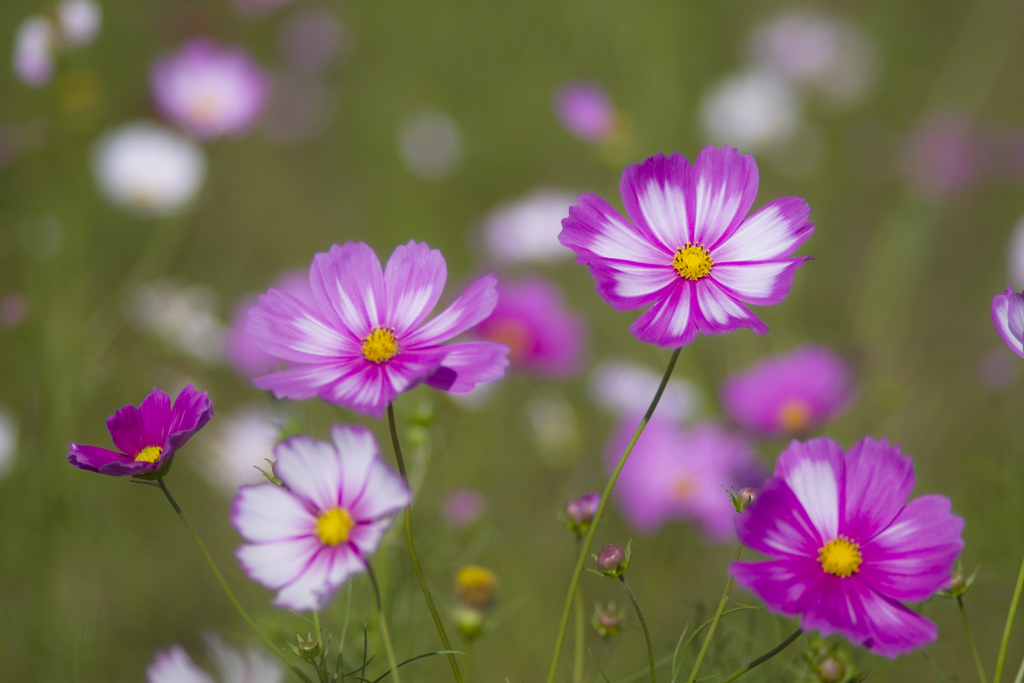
{"left": 693, "top": 279, "right": 768, "bottom": 335}
{"left": 138, "top": 388, "right": 172, "bottom": 447}
{"left": 253, "top": 362, "right": 351, "bottom": 401}
{"left": 709, "top": 258, "right": 808, "bottom": 306}
{"left": 349, "top": 518, "right": 395, "bottom": 557}
{"left": 424, "top": 342, "right": 510, "bottom": 393}
{"left": 308, "top": 242, "right": 386, "bottom": 337}
{"left": 248, "top": 287, "right": 359, "bottom": 363}
{"left": 692, "top": 146, "right": 759, "bottom": 249}
{"left": 383, "top": 241, "right": 448, "bottom": 335}
{"left": 204, "top": 633, "right": 284, "bottom": 683}
{"left": 735, "top": 475, "right": 822, "bottom": 558}
{"left": 231, "top": 481, "right": 317, "bottom": 543}
{"left": 559, "top": 194, "right": 672, "bottom": 264}
{"left": 628, "top": 281, "right": 698, "bottom": 348}
{"left": 582, "top": 259, "right": 678, "bottom": 312}
{"left": 619, "top": 152, "right": 696, "bottom": 250}
{"left": 273, "top": 545, "right": 365, "bottom": 611}
{"left": 147, "top": 645, "right": 217, "bottom": 683}
{"left": 841, "top": 437, "right": 915, "bottom": 542}
{"left": 67, "top": 443, "right": 139, "bottom": 476}
{"left": 329, "top": 424, "right": 379, "bottom": 506}
{"left": 236, "top": 536, "right": 322, "bottom": 590}
{"left": 992, "top": 286, "right": 1024, "bottom": 358}
{"left": 404, "top": 275, "right": 499, "bottom": 346}
{"left": 731, "top": 555, "right": 824, "bottom": 615}
{"left": 774, "top": 438, "right": 846, "bottom": 542}
{"left": 711, "top": 196, "right": 813, "bottom": 263}
{"left": 107, "top": 400, "right": 154, "bottom": 456}
{"left": 167, "top": 384, "right": 214, "bottom": 454}
{"left": 349, "top": 459, "right": 410, "bottom": 522}
{"left": 273, "top": 436, "right": 344, "bottom": 511}
{"left": 316, "top": 354, "right": 444, "bottom": 418}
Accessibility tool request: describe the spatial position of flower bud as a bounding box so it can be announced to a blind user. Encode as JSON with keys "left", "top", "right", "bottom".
{"left": 938, "top": 566, "right": 976, "bottom": 598}
{"left": 452, "top": 603, "right": 485, "bottom": 641}
{"left": 728, "top": 486, "right": 758, "bottom": 512}
{"left": 293, "top": 636, "right": 321, "bottom": 660}
{"left": 455, "top": 565, "right": 499, "bottom": 609}
{"left": 593, "top": 542, "right": 630, "bottom": 578}
{"left": 814, "top": 655, "right": 845, "bottom": 683}
{"left": 564, "top": 492, "right": 600, "bottom": 536}
{"left": 592, "top": 602, "right": 625, "bottom": 639}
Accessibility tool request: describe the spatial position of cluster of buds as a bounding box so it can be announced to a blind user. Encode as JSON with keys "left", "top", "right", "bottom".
{"left": 801, "top": 636, "right": 856, "bottom": 683}
{"left": 727, "top": 486, "right": 758, "bottom": 513}
{"left": 452, "top": 564, "right": 499, "bottom": 641}
{"left": 591, "top": 542, "right": 631, "bottom": 579}
{"left": 592, "top": 601, "right": 626, "bottom": 639}
{"left": 562, "top": 492, "right": 600, "bottom": 537}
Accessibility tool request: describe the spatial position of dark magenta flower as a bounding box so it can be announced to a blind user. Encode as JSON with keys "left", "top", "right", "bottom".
{"left": 559, "top": 147, "right": 813, "bottom": 348}
{"left": 472, "top": 278, "right": 587, "bottom": 377}
{"left": 67, "top": 385, "right": 213, "bottom": 478}
{"left": 992, "top": 285, "right": 1024, "bottom": 358}
{"left": 731, "top": 437, "right": 964, "bottom": 658}
{"left": 721, "top": 344, "right": 854, "bottom": 436}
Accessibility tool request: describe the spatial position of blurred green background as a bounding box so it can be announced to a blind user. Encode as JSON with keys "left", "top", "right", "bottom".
{"left": 2, "top": 0, "right": 1024, "bottom": 681}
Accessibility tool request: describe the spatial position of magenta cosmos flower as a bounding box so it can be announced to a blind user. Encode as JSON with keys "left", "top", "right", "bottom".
{"left": 472, "top": 277, "right": 587, "bottom": 377}
{"left": 722, "top": 344, "right": 854, "bottom": 436}
{"left": 559, "top": 147, "right": 813, "bottom": 347}
{"left": 247, "top": 241, "right": 509, "bottom": 418}
{"left": 232, "top": 425, "right": 410, "bottom": 611}
{"left": 67, "top": 385, "right": 213, "bottom": 478}
{"left": 152, "top": 38, "right": 269, "bottom": 139}
{"left": 731, "top": 437, "right": 964, "bottom": 658}
{"left": 553, "top": 81, "right": 617, "bottom": 143}
{"left": 608, "top": 416, "right": 761, "bottom": 540}
{"left": 992, "top": 285, "right": 1024, "bottom": 358}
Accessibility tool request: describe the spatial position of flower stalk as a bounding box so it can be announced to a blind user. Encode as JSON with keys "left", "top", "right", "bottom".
{"left": 366, "top": 561, "right": 401, "bottom": 683}
{"left": 686, "top": 544, "right": 743, "bottom": 683}
{"left": 958, "top": 595, "right": 988, "bottom": 683}
{"left": 619, "top": 574, "right": 656, "bottom": 683}
{"left": 718, "top": 627, "right": 803, "bottom": 683}
{"left": 995, "top": 554, "right": 1024, "bottom": 683}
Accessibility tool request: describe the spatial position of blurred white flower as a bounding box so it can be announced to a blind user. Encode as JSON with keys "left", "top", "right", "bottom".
{"left": 482, "top": 189, "right": 577, "bottom": 265}
{"left": 1009, "top": 213, "right": 1024, "bottom": 289}
{"left": 202, "top": 408, "right": 280, "bottom": 495}
{"left": 56, "top": 0, "right": 101, "bottom": 48}
{"left": 147, "top": 634, "right": 284, "bottom": 683}
{"left": 589, "top": 359, "right": 700, "bottom": 423}
{"left": 749, "top": 11, "right": 877, "bottom": 106}
{"left": 125, "top": 280, "right": 225, "bottom": 364}
{"left": 13, "top": 17, "right": 55, "bottom": 87}
{"left": 398, "top": 110, "right": 462, "bottom": 180}
{"left": 700, "top": 71, "right": 800, "bottom": 152}
{"left": 93, "top": 122, "right": 207, "bottom": 217}
{"left": 526, "top": 390, "right": 579, "bottom": 465}
{"left": 0, "top": 408, "right": 18, "bottom": 480}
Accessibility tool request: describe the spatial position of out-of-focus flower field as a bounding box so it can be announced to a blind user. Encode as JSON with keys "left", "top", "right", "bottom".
{"left": 2, "top": 0, "right": 1024, "bottom": 681}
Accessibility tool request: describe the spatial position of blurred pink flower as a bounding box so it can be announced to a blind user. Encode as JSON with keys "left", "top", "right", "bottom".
{"left": 279, "top": 8, "right": 348, "bottom": 72}
{"left": 13, "top": 17, "right": 55, "bottom": 87}
{"left": 992, "top": 285, "right": 1024, "bottom": 359}
{"left": 0, "top": 293, "right": 28, "bottom": 328}
{"left": 1008, "top": 212, "right": 1024, "bottom": 290}
{"left": 230, "top": 0, "right": 297, "bottom": 17}
{"left": 902, "top": 114, "right": 986, "bottom": 201}
{"left": 979, "top": 347, "right": 1018, "bottom": 391}
{"left": 607, "top": 416, "right": 761, "bottom": 540}
{"left": 147, "top": 634, "right": 284, "bottom": 683}
{"left": 721, "top": 344, "right": 854, "bottom": 437}
{"left": 553, "top": 81, "right": 616, "bottom": 143}
{"left": 443, "top": 488, "right": 485, "bottom": 528}
{"left": 481, "top": 189, "right": 577, "bottom": 265}
{"left": 472, "top": 278, "right": 587, "bottom": 377}
{"left": 589, "top": 359, "right": 700, "bottom": 423}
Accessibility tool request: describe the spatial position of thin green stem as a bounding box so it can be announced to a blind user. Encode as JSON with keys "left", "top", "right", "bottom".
{"left": 619, "top": 575, "right": 656, "bottom": 683}
{"left": 366, "top": 562, "right": 401, "bottom": 683}
{"left": 959, "top": 595, "right": 988, "bottom": 683}
{"left": 314, "top": 611, "right": 322, "bottom": 646}
{"left": 995, "top": 555, "right": 1024, "bottom": 683}
{"left": 387, "top": 403, "right": 463, "bottom": 683}
{"left": 546, "top": 348, "right": 681, "bottom": 683}
{"left": 574, "top": 583, "right": 586, "bottom": 682}
{"left": 718, "top": 628, "right": 802, "bottom": 683}
{"left": 155, "top": 478, "right": 313, "bottom": 683}
{"left": 1013, "top": 653, "right": 1024, "bottom": 683}
{"left": 685, "top": 544, "right": 743, "bottom": 683}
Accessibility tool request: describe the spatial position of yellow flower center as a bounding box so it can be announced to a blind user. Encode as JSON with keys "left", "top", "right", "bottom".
{"left": 135, "top": 445, "right": 163, "bottom": 463}
{"left": 361, "top": 327, "right": 399, "bottom": 364}
{"left": 778, "top": 399, "right": 812, "bottom": 433}
{"left": 672, "top": 243, "right": 714, "bottom": 281}
{"left": 455, "top": 565, "right": 499, "bottom": 608}
{"left": 316, "top": 507, "right": 355, "bottom": 546}
{"left": 818, "top": 536, "right": 862, "bottom": 578}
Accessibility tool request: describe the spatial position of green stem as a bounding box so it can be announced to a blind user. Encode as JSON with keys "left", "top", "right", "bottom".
{"left": 1013, "top": 653, "right": 1024, "bottom": 683}
{"left": 619, "top": 575, "right": 656, "bottom": 683}
{"left": 574, "top": 582, "right": 585, "bottom": 682}
{"left": 686, "top": 544, "right": 743, "bottom": 683}
{"left": 314, "top": 611, "right": 322, "bottom": 646}
{"left": 387, "top": 404, "right": 463, "bottom": 683}
{"left": 155, "top": 478, "right": 313, "bottom": 683}
{"left": 995, "top": 555, "right": 1024, "bottom": 683}
{"left": 718, "top": 628, "right": 802, "bottom": 683}
{"left": 366, "top": 561, "right": 401, "bottom": 683}
{"left": 959, "top": 595, "right": 988, "bottom": 683}
{"left": 546, "top": 348, "right": 681, "bottom": 683}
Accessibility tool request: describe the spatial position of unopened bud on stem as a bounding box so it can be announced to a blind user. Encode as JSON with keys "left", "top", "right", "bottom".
{"left": 564, "top": 492, "right": 600, "bottom": 536}
{"left": 592, "top": 541, "right": 631, "bottom": 578}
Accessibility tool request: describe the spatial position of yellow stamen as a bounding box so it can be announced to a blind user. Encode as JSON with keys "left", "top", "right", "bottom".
{"left": 818, "top": 536, "right": 862, "bottom": 578}
{"left": 455, "top": 565, "right": 499, "bottom": 608}
{"left": 316, "top": 507, "right": 355, "bottom": 546}
{"left": 672, "top": 243, "right": 714, "bottom": 281}
{"left": 135, "top": 445, "right": 163, "bottom": 463}
{"left": 361, "top": 327, "right": 399, "bottom": 364}
{"left": 778, "top": 399, "right": 812, "bottom": 433}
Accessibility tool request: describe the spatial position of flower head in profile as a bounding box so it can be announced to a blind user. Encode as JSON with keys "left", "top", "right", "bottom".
{"left": 152, "top": 38, "right": 269, "bottom": 139}
{"left": 247, "top": 241, "right": 509, "bottom": 418}
{"left": 560, "top": 147, "right": 813, "bottom": 347}
{"left": 731, "top": 437, "right": 964, "bottom": 658}
{"left": 231, "top": 425, "right": 410, "bottom": 611}
{"left": 67, "top": 385, "right": 213, "bottom": 478}
{"left": 147, "top": 634, "right": 284, "bottom": 683}
{"left": 992, "top": 285, "right": 1024, "bottom": 358}
{"left": 721, "top": 344, "right": 854, "bottom": 436}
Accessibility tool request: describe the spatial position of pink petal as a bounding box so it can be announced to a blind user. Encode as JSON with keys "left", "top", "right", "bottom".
{"left": 731, "top": 555, "right": 824, "bottom": 615}
{"left": 138, "top": 388, "right": 172, "bottom": 446}
{"left": 710, "top": 258, "right": 807, "bottom": 306}
{"left": 841, "top": 437, "right": 915, "bottom": 542}
{"left": 992, "top": 286, "right": 1024, "bottom": 358}
{"left": 774, "top": 438, "right": 846, "bottom": 542}
{"left": 67, "top": 443, "right": 134, "bottom": 473}
{"left": 317, "top": 354, "right": 443, "bottom": 418}
{"left": 711, "top": 196, "right": 813, "bottom": 263}
{"left": 404, "top": 275, "right": 498, "bottom": 346}
{"left": 691, "top": 146, "right": 759, "bottom": 249}
{"left": 619, "top": 152, "right": 696, "bottom": 250}
{"left": 147, "top": 645, "right": 216, "bottom": 683}
{"left": 693, "top": 279, "right": 768, "bottom": 335}
{"left": 308, "top": 243, "right": 386, "bottom": 337}
{"left": 585, "top": 260, "right": 678, "bottom": 312}
{"left": 559, "top": 194, "right": 672, "bottom": 264}
{"left": 273, "top": 436, "right": 344, "bottom": 511}
{"left": 798, "top": 576, "right": 875, "bottom": 648}
{"left": 237, "top": 536, "right": 322, "bottom": 589}
{"left": 348, "top": 459, "right": 410, "bottom": 522}
{"left": 253, "top": 362, "right": 351, "bottom": 400}
{"left": 231, "top": 482, "right": 317, "bottom": 542}
{"left": 383, "top": 241, "right": 448, "bottom": 335}
{"left": 273, "top": 545, "right": 365, "bottom": 611}
{"left": 628, "top": 280, "right": 698, "bottom": 348}
{"left": 248, "top": 287, "right": 359, "bottom": 363}
{"left": 424, "top": 341, "right": 510, "bottom": 393}
{"left": 349, "top": 518, "right": 396, "bottom": 557}
{"left": 167, "top": 384, "right": 214, "bottom": 453}
{"left": 735, "top": 475, "right": 822, "bottom": 558}
{"left": 329, "top": 424, "right": 379, "bottom": 506}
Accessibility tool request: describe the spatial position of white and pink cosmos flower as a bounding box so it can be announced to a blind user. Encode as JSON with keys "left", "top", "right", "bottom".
{"left": 247, "top": 241, "right": 509, "bottom": 418}
{"left": 559, "top": 147, "right": 813, "bottom": 347}
{"left": 992, "top": 285, "right": 1024, "bottom": 358}
{"left": 231, "top": 425, "right": 410, "bottom": 611}
{"left": 152, "top": 38, "right": 269, "bottom": 139}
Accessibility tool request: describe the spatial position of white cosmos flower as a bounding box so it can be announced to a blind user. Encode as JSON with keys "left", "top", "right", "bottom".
{"left": 589, "top": 359, "right": 700, "bottom": 424}
{"left": 700, "top": 71, "right": 800, "bottom": 152}
{"left": 482, "top": 189, "right": 577, "bottom": 265}
{"left": 398, "top": 110, "right": 462, "bottom": 179}
{"left": 93, "top": 122, "right": 206, "bottom": 217}
{"left": 147, "top": 634, "right": 284, "bottom": 683}
{"left": 203, "top": 408, "right": 280, "bottom": 495}
{"left": 124, "top": 280, "right": 226, "bottom": 364}
{"left": 56, "top": 0, "right": 102, "bottom": 47}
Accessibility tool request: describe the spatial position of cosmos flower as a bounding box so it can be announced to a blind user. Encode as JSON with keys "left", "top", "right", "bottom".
{"left": 553, "top": 81, "right": 617, "bottom": 143}
{"left": 92, "top": 122, "right": 207, "bottom": 217}
{"left": 481, "top": 189, "right": 577, "bottom": 265}
{"left": 992, "top": 285, "right": 1024, "bottom": 358}
{"left": 231, "top": 425, "right": 410, "bottom": 611}
{"left": 13, "top": 17, "right": 55, "bottom": 87}
{"left": 607, "top": 416, "right": 761, "bottom": 540}
{"left": 721, "top": 344, "right": 854, "bottom": 437}
{"left": 902, "top": 114, "right": 986, "bottom": 202}
{"left": 67, "top": 385, "right": 214, "bottom": 478}
{"left": 202, "top": 407, "right": 280, "bottom": 495}
{"left": 589, "top": 359, "right": 700, "bottom": 423}
{"left": 152, "top": 39, "right": 269, "bottom": 139}
{"left": 731, "top": 437, "right": 964, "bottom": 658}
{"left": 147, "top": 634, "right": 284, "bottom": 683}
{"left": 1007, "top": 213, "right": 1024, "bottom": 289}
{"left": 55, "top": 0, "right": 102, "bottom": 48}
{"left": 125, "top": 280, "right": 226, "bottom": 364}
{"left": 559, "top": 147, "right": 813, "bottom": 347}
{"left": 443, "top": 488, "right": 485, "bottom": 528}
{"left": 471, "top": 277, "right": 587, "bottom": 377}
{"left": 398, "top": 110, "right": 463, "bottom": 180}
{"left": 700, "top": 72, "right": 800, "bottom": 152}
{"left": 247, "top": 240, "right": 509, "bottom": 418}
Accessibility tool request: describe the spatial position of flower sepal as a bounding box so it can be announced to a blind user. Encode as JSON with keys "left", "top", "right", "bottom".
{"left": 936, "top": 564, "right": 978, "bottom": 599}
{"left": 131, "top": 457, "right": 174, "bottom": 482}
{"left": 727, "top": 486, "right": 758, "bottom": 513}
{"left": 289, "top": 633, "right": 322, "bottom": 661}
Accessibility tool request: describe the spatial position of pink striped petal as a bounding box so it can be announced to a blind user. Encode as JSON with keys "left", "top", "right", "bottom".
{"left": 710, "top": 258, "right": 806, "bottom": 305}
{"left": 253, "top": 362, "right": 350, "bottom": 401}
{"left": 273, "top": 545, "right": 365, "bottom": 611}
{"left": 383, "top": 241, "right": 447, "bottom": 335}
{"left": 619, "top": 153, "right": 696, "bottom": 249}
{"left": 273, "top": 436, "right": 344, "bottom": 511}
{"left": 585, "top": 260, "right": 678, "bottom": 311}
{"left": 841, "top": 437, "right": 914, "bottom": 543}
{"left": 236, "top": 536, "right": 321, "bottom": 589}
{"left": 404, "top": 275, "right": 498, "bottom": 347}
{"left": 349, "top": 518, "right": 394, "bottom": 557}
{"left": 774, "top": 438, "right": 846, "bottom": 543}
{"left": 309, "top": 242, "right": 386, "bottom": 336}
{"left": 735, "top": 475, "right": 822, "bottom": 559}
{"left": 348, "top": 459, "right": 409, "bottom": 522}
{"left": 425, "top": 341, "right": 510, "bottom": 393}
{"left": 559, "top": 194, "right": 672, "bottom": 264}
{"left": 248, "top": 287, "right": 358, "bottom": 363}
{"left": 992, "top": 286, "right": 1024, "bottom": 358}
{"left": 731, "top": 555, "right": 824, "bottom": 615}
{"left": 693, "top": 279, "right": 768, "bottom": 335}
{"left": 712, "top": 196, "right": 813, "bottom": 263}
{"left": 628, "top": 280, "right": 698, "bottom": 348}
{"left": 692, "top": 146, "right": 759, "bottom": 249}
{"left": 232, "top": 482, "right": 317, "bottom": 542}
{"left": 329, "top": 424, "right": 379, "bottom": 507}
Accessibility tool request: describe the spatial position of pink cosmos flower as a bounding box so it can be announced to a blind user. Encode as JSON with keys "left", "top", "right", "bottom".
{"left": 471, "top": 278, "right": 587, "bottom": 377}
{"left": 607, "top": 416, "right": 761, "bottom": 540}
{"left": 442, "top": 488, "right": 485, "bottom": 528}
{"left": 67, "top": 385, "right": 213, "bottom": 478}
{"left": 992, "top": 285, "right": 1024, "bottom": 358}
{"left": 721, "top": 344, "right": 854, "bottom": 437}
{"left": 559, "top": 147, "right": 813, "bottom": 348}
{"left": 731, "top": 437, "right": 964, "bottom": 658}
{"left": 232, "top": 425, "right": 410, "bottom": 611}
{"left": 553, "top": 81, "right": 617, "bottom": 143}
{"left": 902, "top": 114, "right": 986, "bottom": 202}
{"left": 147, "top": 634, "right": 284, "bottom": 683}
{"left": 152, "top": 39, "right": 269, "bottom": 139}
{"left": 247, "top": 241, "right": 510, "bottom": 418}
